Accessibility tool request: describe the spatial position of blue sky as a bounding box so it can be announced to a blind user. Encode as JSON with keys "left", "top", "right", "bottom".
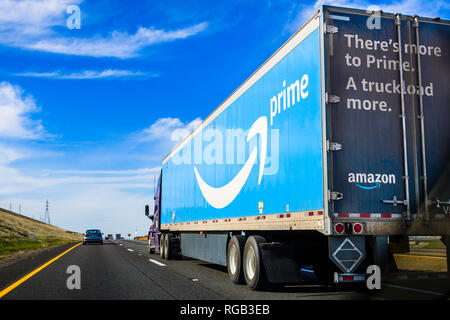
{"left": 0, "top": 0, "right": 449, "bottom": 236}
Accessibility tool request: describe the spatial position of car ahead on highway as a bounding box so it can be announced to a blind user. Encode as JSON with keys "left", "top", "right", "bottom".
{"left": 83, "top": 229, "right": 103, "bottom": 245}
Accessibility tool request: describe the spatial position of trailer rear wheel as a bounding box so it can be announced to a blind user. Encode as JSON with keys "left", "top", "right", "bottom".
{"left": 159, "top": 234, "right": 166, "bottom": 259}
{"left": 148, "top": 238, "right": 155, "bottom": 254}
{"left": 164, "top": 233, "right": 173, "bottom": 260}
{"left": 243, "top": 235, "right": 268, "bottom": 290}
{"left": 227, "top": 235, "right": 246, "bottom": 284}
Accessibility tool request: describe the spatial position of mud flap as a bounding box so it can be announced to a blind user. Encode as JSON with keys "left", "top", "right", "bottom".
{"left": 329, "top": 236, "right": 366, "bottom": 273}
{"left": 259, "top": 243, "right": 303, "bottom": 283}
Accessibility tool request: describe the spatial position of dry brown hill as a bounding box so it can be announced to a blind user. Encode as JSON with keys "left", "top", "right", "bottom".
{"left": 0, "top": 208, "right": 82, "bottom": 258}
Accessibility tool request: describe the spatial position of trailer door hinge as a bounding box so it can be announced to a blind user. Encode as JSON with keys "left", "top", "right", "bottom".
{"left": 325, "top": 24, "right": 338, "bottom": 34}
{"left": 326, "top": 93, "right": 340, "bottom": 104}
{"left": 327, "top": 140, "right": 342, "bottom": 151}
{"left": 329, "top": 190, "right": 343, "bottom": 201}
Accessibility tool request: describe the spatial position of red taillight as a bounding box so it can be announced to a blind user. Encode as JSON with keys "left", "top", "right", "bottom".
{"left": 353, "top": 223, "right": 363, "bottom": 234}
{"left": 335, "top": 223, "right": 344, "bottom": 234}
{"left": 342, "top": 275, "right": 354, "bottom": 281}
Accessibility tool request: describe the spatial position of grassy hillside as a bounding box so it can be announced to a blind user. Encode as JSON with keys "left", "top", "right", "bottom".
{"left": 0, "top": 208, "right": 82, "bottom": 258}
{"left": 134, "top": 235, "right": 148, "bottom": 241}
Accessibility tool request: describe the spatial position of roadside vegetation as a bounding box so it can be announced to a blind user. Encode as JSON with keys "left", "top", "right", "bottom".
{"left": 409, "top": 238, "right": 446, "bottom": 250}
{"left": 0, "top": 208, "right": 82, "bottom": 259}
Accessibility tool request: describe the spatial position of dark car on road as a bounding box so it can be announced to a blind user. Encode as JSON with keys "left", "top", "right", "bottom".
{"left": 83, "top": 229, "right": 103, "bottom": 245}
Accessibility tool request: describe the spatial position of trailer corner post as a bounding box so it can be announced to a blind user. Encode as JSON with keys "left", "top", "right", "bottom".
{"left": 412, "top": 16, "right": 430, "bottom": 224}
{"left": 319, "top": 7, "right": 331, "bottom": 236}
{"left": 395, "top": 13, "right": 411, "bottom": 227}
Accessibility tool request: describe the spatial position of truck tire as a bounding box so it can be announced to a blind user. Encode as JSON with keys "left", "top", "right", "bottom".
{"left": 227, "top": 235, "right": 246, "bottom": 284}
{"left": 164, "top": 233, "right": 172, "bottom": 260}
{"left": 243, "top": 235, "right": 268, "bottom": 290}
{"left": 159, "top": 234, "right": 166, "bottom": 259}
{"left": 169, "top": 235, "right": 181, "bottom": 259}
{"left": 148, "top": 238, "right": 155, "bottom": 254}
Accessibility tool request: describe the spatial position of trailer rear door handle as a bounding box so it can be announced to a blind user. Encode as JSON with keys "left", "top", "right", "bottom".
{"left": 381, "top": 195, "right": 408, "bottom": 206}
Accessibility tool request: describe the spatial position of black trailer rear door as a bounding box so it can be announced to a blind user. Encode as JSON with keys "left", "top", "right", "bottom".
{"left": 325, "top": 6, "right": 450, "bottom": 225}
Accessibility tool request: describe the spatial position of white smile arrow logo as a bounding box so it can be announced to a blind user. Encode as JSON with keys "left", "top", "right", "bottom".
{"left": 193, "top": 116, "right": 267, "bottom": 209}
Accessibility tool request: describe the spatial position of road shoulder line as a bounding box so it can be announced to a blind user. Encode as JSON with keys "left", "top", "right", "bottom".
{"left": 0, "top": 242, "right": 82, "bottom": 299}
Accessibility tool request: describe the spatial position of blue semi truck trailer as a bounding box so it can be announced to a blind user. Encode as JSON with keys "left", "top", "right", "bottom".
{"left": 145, "top": 5, "right": 450, "bottom": 290}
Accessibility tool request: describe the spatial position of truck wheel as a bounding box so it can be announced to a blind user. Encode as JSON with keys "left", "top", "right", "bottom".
{"left": 164, "top": 234, "right": 172, "bottom": 260}
{"left": 159, "top": 234, "right": 166, "bottom": 259}
{"left": 243, "top": 235, "right": 268, "bottom": 290}
{"left": 148, "top": 239, "right": 155, "bottom": 254}
{"left": 169, "top": 235, "right": 181, "bottom": 259}
{"left": 227, "top": 235, "right": 246, "bottom": 284}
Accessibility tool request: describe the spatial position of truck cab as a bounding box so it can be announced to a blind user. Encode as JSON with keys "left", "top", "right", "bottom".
{"left": 145, "top": 172, "right": 162, "bottom": 254}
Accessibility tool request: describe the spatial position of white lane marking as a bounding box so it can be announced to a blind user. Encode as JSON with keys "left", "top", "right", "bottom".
{"left": 127, "top": 249, "right": 134, "bottom": 252}
{"left": 384, "top": 284, "right": 446, "bottom": 297}
{"left": 119, "top": 244, "right": 123, "bottom": 246}
{"left": 149, "top": 259, "right": 166, "bottom": 267}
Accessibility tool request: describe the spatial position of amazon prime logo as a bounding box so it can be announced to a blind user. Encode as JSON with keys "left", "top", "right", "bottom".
{"left": 167, "top": 74, "right": 311, "bottom": 209}
{"left": 348, "top": 172, "right": 396, "bottom": 190}
{"left": 170, "top": 117, "right": 278, "bottom": 209}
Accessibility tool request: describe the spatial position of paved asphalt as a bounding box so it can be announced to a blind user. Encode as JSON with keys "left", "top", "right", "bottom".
{"left": 0, "top": 239, "right": 448, "bottom": 300}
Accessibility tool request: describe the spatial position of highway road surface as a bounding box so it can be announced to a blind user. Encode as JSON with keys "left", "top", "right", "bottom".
{"left": 0, "top": 239, "right": 448, "bottom": 300}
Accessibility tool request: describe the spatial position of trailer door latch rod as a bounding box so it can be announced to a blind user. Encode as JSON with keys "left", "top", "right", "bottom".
{"left": 382, "top": 195, "right": 408, "bottom": 206}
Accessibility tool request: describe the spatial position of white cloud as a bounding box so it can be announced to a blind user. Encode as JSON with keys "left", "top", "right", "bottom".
{"left": 0, "top": 0, "right": 208, "bottom": 58}
{"left": 4, "top": 186, "right": 153, "bottom": 235}
{"left": 0, "top": 152, "right": 159, "bottom": 195}
{"left": 140, "top": 117, "right": 202, "bottom": 142}
{"left": 0, "top": 112, "right": 201, "bottom": 235}
{"left": 22, "top": 23, "right": 209, "bottom": 58}
{"left": 0, "top": 144, "right": 23, "bottom": 165}
{"left": 0, "top": 145, "right": 158, "bottom": 235}
{"left": 286, "top": 0, "right": 449, "bottom": 33}
{"left": 44, "top": 168, "right": 160, "bottom": 175}
{"left": 0, "top": 0, "right": 79, "bottom": 35}
{"left": 15, "top": 69, "right": 152, "bottom": 79}
{"left": 0, "top": 116, "right": 202, "bottom": 196}
{"left": 0, "top": 82, "right": 45, "bottom": 139}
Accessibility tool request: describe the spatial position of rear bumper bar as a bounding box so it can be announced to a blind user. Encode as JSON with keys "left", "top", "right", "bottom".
{"left": 332, "top": 215, "right": 450, "bottom": 235}
{"left": 333, "top": 272, "right": 368, "bottom": 283}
